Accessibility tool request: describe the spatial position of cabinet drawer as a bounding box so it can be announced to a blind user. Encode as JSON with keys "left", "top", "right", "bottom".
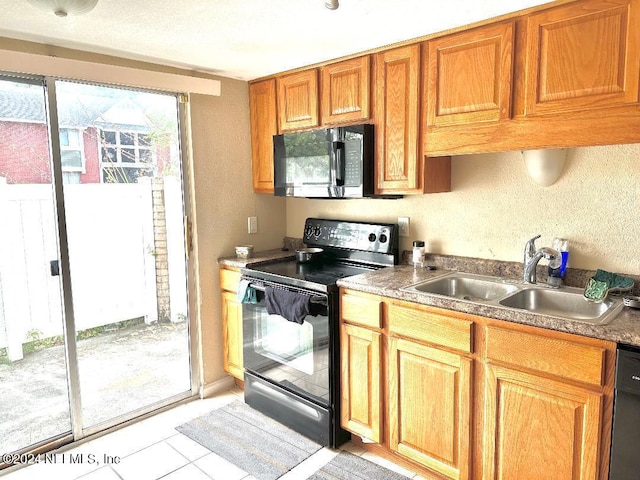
{"left": 341, "top": 292, "right": 382, "bottom": 329}
{"left": 220, "top": 268, "right": 241, "bottom": 293}
{"left": 485, "top": 326, "right": 606, "bottom": 386}
{"left": 388, "top": 302, "right": 473, "bottom": 353}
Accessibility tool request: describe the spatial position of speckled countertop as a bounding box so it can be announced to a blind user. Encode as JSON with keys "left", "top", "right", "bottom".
{"left": 218, "top": 237, "right": 304, "bottom": 268}
{"left": 219, "top": 245, "right": 640, "bottom": 347}
{"left": 337, "top": 265, "right": 640, "bottom": 347}
{"left": 218, "top": 249, "right": 295, "bottom": 269}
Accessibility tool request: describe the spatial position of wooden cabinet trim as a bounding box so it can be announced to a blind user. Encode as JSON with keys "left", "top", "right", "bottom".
{"left": 424, "top": 105, "right": 640, "bottom": 155}
{"left": 341, "top": 290, "right": 383, "bottom": 329}
{"left": 485, "top": 325, "right": 606, "bottom": 386}
{"left": 388, "top": 301, "right": 473, "bottom": 353}
{"left": 220, "top": 267, "right": 241, "bottom": 293}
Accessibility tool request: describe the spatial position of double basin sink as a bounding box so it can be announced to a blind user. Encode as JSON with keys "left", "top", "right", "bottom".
{"left": 401, "top": 272, "right": 624, "bottom": 325}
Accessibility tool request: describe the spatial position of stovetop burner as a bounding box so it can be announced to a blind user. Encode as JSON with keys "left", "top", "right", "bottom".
{"left": 241, "top": 218, "right": 399, "bottom": 293}
{"left": 243, "top": 259, "right": 377, "bottom": 292}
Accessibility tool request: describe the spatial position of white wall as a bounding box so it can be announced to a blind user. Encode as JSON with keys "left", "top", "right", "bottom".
{"left": 287, "top": 144, "right": 640, "bottom": 274}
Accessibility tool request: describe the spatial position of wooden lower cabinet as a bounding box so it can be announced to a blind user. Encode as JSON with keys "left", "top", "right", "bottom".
{"left": 220, "top": 267, "right": 243, "bottom": 380}
{"left": 221, "top": 290, "right": 243, "bottom": 380}
{"left": 389, "top": 337, "right": 472, "bottom": 480}
{"left": 340, "top": 322, "right": 382, "bottom": 443}
{"left": 483, "top": 364, "right": 603, "bottom": 480}
{"left": 338, "top": 288, "right": 615, "bottom": 480}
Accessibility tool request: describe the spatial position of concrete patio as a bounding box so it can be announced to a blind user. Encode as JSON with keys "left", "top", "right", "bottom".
{"left": 0, "top": 321, "right": 190, "bottom": 455}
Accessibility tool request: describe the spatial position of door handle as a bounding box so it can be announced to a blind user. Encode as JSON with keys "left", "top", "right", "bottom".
{"left": 50, "top": 260, "right": 60, "bottom": 276}
{"left": 334, "top": 141, "right": 345, "bottom": 186}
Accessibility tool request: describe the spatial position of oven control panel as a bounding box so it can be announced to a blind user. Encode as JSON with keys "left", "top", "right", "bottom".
{"left": 303, "top": 218, "right": 398, "bottom": 255}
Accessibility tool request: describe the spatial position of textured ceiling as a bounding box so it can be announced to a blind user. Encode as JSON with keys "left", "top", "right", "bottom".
{"left": 0, "top": 0, "right": 554, "bottom": 80}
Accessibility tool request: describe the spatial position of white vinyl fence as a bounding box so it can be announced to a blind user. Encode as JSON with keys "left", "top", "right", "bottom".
{"left": 0, "top": 177, "right": 187, "bottom": 361}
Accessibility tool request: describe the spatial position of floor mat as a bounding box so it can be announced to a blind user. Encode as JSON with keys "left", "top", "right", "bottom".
{"left": 176, "top": 400, "right": 322, "bottom": 480}
{"left": 308, "top": 451, "right": 412, "bottom": 480}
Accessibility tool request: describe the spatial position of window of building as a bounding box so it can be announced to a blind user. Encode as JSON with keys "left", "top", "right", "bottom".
{"left": 59, "top": 128, "right": 84, "bottom": 171}
{"left": 100, "top": 130, "right": 155, "bottom": 183}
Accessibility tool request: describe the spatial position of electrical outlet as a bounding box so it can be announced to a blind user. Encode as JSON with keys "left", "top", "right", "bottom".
{"left": 248, "top": 216, "right": 258, "bottom": 234}
{"left": 398, "top": 217, "right": 410, "bottom": 238}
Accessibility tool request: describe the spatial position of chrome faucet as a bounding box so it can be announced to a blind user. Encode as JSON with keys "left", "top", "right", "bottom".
{"left": 523, "top": 235, "right": 559, "bottom": 284}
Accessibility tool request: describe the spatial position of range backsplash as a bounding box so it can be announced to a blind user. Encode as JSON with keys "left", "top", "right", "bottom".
{"left": 290, "top": 234, "right": 639, "bottom": 297}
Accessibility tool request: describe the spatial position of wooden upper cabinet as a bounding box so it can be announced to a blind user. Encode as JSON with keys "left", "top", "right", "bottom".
{"left": 374, "top": 45, "right": 422, "bottom": 194}
{"left": 426, "top": 22, "right": 514, "bottom": 126}
{"left": 249, "top": 80, "right": 277, "bottom": 193}
{"left": 321, "top": 56, "right": 371, "bottom": 125}
{"left": 523, "top": 0, "right": 640, "bottom": 116}
{"left": 277, "top": 69, "right": 319, "bottom": 132}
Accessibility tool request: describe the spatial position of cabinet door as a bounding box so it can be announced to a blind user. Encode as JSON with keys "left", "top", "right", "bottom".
{"left": 389, "top": 337, "right": 472, "bottom": 480}
{"left": 523, "top": 0, "right": 640, "bottom": 116}
{"left": 277, "top": 70, "right": 319, "bottom": 132}
{"left": 483, "top": 364, "right": 603, "bottom": 480}
{"left": 340, "top": 323, "right": 382, "bottom": 443}
{"left": 221, "top": 291, "right": 244, "bottom": 380}
{"left": 249, "top": 80, "right": 277, "bottom": 193}
{"left": 374, "top": 45, "right": 421, "bottom": 194}
{"left": 321, "top": 56, "right": 370, "bottom": 124}
{"left": 426, "top": 22, "right": 514, "bottom": 126}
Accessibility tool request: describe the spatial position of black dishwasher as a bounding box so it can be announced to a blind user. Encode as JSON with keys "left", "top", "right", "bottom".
{"left": 609, "top": 344, "right": 640, "bottom": 479}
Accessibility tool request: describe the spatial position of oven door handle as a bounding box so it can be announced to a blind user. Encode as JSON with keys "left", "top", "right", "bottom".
{"left": 247, "top": 282, "right": 328, "bottom": 305}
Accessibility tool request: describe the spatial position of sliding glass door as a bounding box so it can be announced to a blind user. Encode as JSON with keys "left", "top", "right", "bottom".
{"left": 0, "top": 77, "right": 72, "bottom": 454}
{"left": 0, "top": 75, "right": 193, "bottom": 457}
{"left": 55, "top": 80, "right": 191, "bottom": 429}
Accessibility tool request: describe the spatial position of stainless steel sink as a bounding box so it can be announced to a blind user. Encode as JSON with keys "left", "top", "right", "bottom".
{"left": 498, "top": 286, "right": 624, "bottom": 325}
{"left": 404, "top": 272, "right": 519, "bottom": 302}
{"left": 402, "top": 271, "right": 625, "bottom": 326}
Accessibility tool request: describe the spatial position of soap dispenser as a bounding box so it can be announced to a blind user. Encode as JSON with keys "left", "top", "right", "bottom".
{"left": 547, "top": 238, "right": 569, "bottom": 287}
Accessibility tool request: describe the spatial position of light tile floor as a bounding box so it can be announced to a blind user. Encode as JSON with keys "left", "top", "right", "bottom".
{"left": 1, "top": 386, "right": 425, "bottom": 480}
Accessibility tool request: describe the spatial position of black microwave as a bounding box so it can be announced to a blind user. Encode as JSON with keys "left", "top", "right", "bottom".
{"left": 273, "top": 124, "right": 374, "bottom": 198}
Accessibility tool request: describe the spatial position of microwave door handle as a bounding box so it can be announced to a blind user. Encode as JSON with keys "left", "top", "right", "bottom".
{"left": 333, "top": 141, "right": 345, "bottom": 186}
{"left": 329, "top": 142, "right": 337, "bottom": 186}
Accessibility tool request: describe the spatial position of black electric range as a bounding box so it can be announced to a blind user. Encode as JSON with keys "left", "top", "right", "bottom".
{"left": 239, "top": 218, "right": 399, "bottom": 448}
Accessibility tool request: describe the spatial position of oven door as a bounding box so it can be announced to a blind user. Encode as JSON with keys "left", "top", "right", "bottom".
{"left": 242, "top": 281, "right": 330, "bottom": 407}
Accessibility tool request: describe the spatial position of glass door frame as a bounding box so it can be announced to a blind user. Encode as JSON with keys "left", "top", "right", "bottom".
{"left": 0, "top": 72, "right": 75, "bottom": 457}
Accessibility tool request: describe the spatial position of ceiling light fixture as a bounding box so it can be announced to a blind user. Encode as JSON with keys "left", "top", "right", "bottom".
{"left": 325, "top": 0, "right": 339, "bottom": 10}
{"left": 27, "top": 0, "right": 98, "bottom": 17}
